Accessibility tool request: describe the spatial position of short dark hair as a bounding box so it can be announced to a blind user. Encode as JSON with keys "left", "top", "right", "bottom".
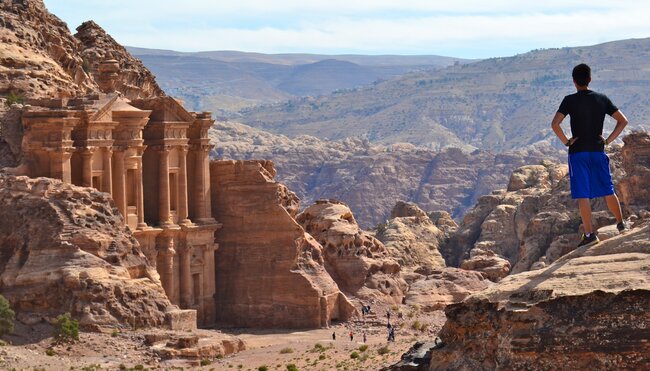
{"left": 572, "top": 63, "right": 591, "bottom": 86}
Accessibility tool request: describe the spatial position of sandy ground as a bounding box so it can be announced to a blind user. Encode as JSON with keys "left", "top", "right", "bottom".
{"left": 0, "top": 306, "right": 445, "bottom": 371}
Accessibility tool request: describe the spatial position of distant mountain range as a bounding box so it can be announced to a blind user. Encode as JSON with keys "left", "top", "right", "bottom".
{"left": 127, "top": 47, "right": 470, "bottom": 114}
{"left": 235, "top": 38, "right": 650, "bottom": 152}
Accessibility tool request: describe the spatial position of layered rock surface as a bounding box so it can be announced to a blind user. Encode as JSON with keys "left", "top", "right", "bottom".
{"left": 0, "top": 175, "right": 175, "bottom": 328}
{"left": 210, "top": 160, "right": 355, "bottom": 328}
{"left": 376, "top": 201, "right": 452, "bottom": 273}
{"left": 0, "top": 0, "right": 162, "bottom": 99}
{"left": 442, "top": 161, "right": 589, "bottom": 280}
{"left": 296, "top": 200, "right": 406, "bottom": 303}
{"left": 74, "top": 21, "right": 164, "bottom": 99}
{"left": 428, "top": 223, "right": 650, "bottom": 370}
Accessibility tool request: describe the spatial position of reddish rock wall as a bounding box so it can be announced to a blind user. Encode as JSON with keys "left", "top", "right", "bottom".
{"left": 0, "top": 175, "right": 175, "bottom": 328}
{"left": 210, "top": 160, "right": 355, "bottom": 328}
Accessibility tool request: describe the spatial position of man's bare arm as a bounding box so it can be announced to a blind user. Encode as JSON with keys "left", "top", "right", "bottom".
{"left": 605, "top": 110, "right": 629, "bottom": 145}
{"left": 551, "top": 112, "right": 577, "bottom": 146}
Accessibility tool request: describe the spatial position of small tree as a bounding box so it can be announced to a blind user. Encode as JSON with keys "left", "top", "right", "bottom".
{"left": 0, "top": 295, "right": 15, "bottom": 336}
{"left": 54, "top": 313, "right": 79, "bottom": 343}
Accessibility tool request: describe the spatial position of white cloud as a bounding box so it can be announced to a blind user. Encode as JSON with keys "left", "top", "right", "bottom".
{"left": 44, "top": 0, "right": 650, "bottom": 57}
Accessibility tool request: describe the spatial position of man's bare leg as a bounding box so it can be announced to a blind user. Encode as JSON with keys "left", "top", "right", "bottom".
{"left": 578, "top": 198, "right": 593, "bottom": 234}
{"left": 605, "top": 194, "right": 624, "bottom": 223}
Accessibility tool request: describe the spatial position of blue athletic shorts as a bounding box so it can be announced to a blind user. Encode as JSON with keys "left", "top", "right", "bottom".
{"left": 568, "top": 151, "right": 614, "bottom": 199}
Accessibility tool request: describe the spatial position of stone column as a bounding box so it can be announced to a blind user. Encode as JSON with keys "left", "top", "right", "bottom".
{"left": 159, "top": 147, "right": 172, "bottom": 226}
{"left": 194, "top": 147, "right": 213, "bottom": 222}
{"left": 81, "top": 149, "right": 94, "bottom": 187}
{"left": 50, "top": 151, "right": 73, "bottom": 184}
{"left": 179, "top": 245, "right": 192, "bottom": 308}
{"left": 157, "top": 236, "right": 176, "bottom": 301}
{"left": 135, "top": 154, "right": 147, "bottom": 229}
{"left": 102, "top": 148, "right": 112, "bottom": 194}
{"left": 178, "top": 147, "right": 191, "bottom": 225}
{"left": 112, "top": 150, "right": 127, "bottom": 220}
{"left": 202, "top": 244, "right": 217, "bottom": 325}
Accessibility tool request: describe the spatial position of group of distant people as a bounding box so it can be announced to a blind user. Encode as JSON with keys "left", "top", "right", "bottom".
{"left": 331, "top": 305, "right": 399, "bottom": 344}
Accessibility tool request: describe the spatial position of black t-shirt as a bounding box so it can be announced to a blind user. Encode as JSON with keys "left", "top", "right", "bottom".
{"left": 557, "top": 90, "right": 618, "bottom": 153}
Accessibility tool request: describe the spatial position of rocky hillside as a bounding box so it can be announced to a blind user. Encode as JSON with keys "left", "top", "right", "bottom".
{"left": 238, "top": 38, "right": 650, "bottom": 151}
{"left": 128, "top": 47, "right": 468, "bottom": 114}
{"left": 427, "top": 223, "right": 650, "bottom": 370}
{"left": 0, "top": 174, "right": 175, "bottom": 328}
{"left": 440, "top": 132, "right": 650, "bottom": 282}
{"left": 0, "top": 0, "right": 162, "bottom": 99}
{"left": 211, "top": 121, "right": 560, "bottom": 227}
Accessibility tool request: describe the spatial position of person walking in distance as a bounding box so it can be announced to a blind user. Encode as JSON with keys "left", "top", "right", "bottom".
{"left": 551, "top": 63, "right": 629, "bottom": 249}
{"left": 349, "top": 330, "right": 354, "bottom": 342}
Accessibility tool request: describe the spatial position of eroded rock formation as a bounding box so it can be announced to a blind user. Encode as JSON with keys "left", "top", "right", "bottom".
{"left": 0, "top": 175, "right": 177, "bottom": 328}
{"left": 403, "top": 268, "right": 491, "bottom": 312}
{"left": 442, "top": 161, "right": 586, "bottom": 280}
{"left": 427, "top": 224, "right": 650, "bottom": 370}
{"left": 0, "top": 0, "right": 162, "bottom": 100}
{"left": 210, "top": 161, "right": 356, "bottom": 328}
{"left": 296, "top": 200, "right": 406, "bottom": 303}
{"left": 75, "top": 21, "right": 164, "bottom": 99}
{"left": 376, "top": 201, "right": 451, "bottom": 273}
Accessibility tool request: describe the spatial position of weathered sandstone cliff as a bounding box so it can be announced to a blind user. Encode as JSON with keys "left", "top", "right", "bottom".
{"left": 210, "top": 160, "right": 355, "bottom": 328}
{"left": 427, "top": 223, "right": 650, "bottom": 370}
{"left": 376, "top": 201, "right": 452, "bottom": 273}
{"left": 297, "top": 200, "right": 406, "bottom": 303}
{"left": 0, "top": 0, "right": 162, "bottom": 99}
{"left": 0, "top": 175, "right": 175, "bottom": 328}
{"left": 74, "top": 21, "right": 164, "bottom": 99}
{"left": 442, "top": 161, "right": 588, "bottom": 280}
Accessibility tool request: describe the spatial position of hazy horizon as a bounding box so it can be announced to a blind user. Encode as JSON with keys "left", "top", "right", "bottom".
{"left": 44, "top": 0, "right": 650, "bottom": 59}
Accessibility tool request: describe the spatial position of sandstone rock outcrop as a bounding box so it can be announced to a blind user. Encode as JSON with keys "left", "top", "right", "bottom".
{"left": 376, "top": 201, "right": 450, "bottom": 273}
{"left": 0, "top": 0, "right": 96, "bottom": 97}
{"left": 210, "top": 160, "right": 356, "bottom": 328}
{"left": 0, "top": 175, "right": 175, "bottom": 328}
{"left": 75, "top": 21, "right": 164, "bottom": 99}
{"left": 619, "top": 131, "right": 650, "bottom": 215}
{"left": 403, "top": 268, "right": 490, "bottom": 312}
{"left": 0, "top": 0, "right": 162, "bottom": 100}
{"left": 296, "top": 200, "right": 407, "bottom": 303}
{"left": 442, "top": 161, "right": 590, "bottom": 280}
{"left": 427, "top": 223, "right": 650, "bottom": 370}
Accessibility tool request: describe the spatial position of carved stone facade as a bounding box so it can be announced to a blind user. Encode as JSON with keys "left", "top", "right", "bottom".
{"left": 20, "top": 88, "right": 221, "bottom": 326}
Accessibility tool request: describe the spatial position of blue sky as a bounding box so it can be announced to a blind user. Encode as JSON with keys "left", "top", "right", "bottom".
{"left": 44, "top": 0, "right": 650, "bottom": 58}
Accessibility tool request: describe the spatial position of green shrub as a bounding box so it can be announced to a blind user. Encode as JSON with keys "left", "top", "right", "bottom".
{"left": 280, "top": 347, "right": 294, "bottom": 354}
{"left": 0, "top": 295, "right": 15, "bottom": 337}
{"left": 111, "top": 329, "right": 119, "bottom": 337}
{"left": 258, "top": 366, "right": 269, "bottom": 371}
{"left": 312, "top": 343, "right": 325, "bottom": 351}
{"left": 46, "top": 348, "right": 56, "bottom": 356}
{"left": 378, "top": 346, "right": 390, "bottom": 355}
{"left": 411, "top": 320, "right": 422, "bottom": 331}
{"left": 4, "top": 92, "right": 23, "bottom": 107}
{"left": 54, "top": 313, "right": 79, "bottom": 343}
{"left": 358, "top": 344, "right": 368, "bottom": 352}
{"left": 286, "top": 364, "right": 298, "bottom": 371}
{"left": 350, "top": 351, "right": 359, "bottom": 359}
{"left": 318, "top": 354, "right": 326, "bottom": 360}
{"left": 200, "top": 359, "right": 211, "bottom": 366}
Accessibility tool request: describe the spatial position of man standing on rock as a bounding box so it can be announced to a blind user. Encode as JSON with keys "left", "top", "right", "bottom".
{"left": 551, "top": 63, "right": 629, "bottom": 248}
